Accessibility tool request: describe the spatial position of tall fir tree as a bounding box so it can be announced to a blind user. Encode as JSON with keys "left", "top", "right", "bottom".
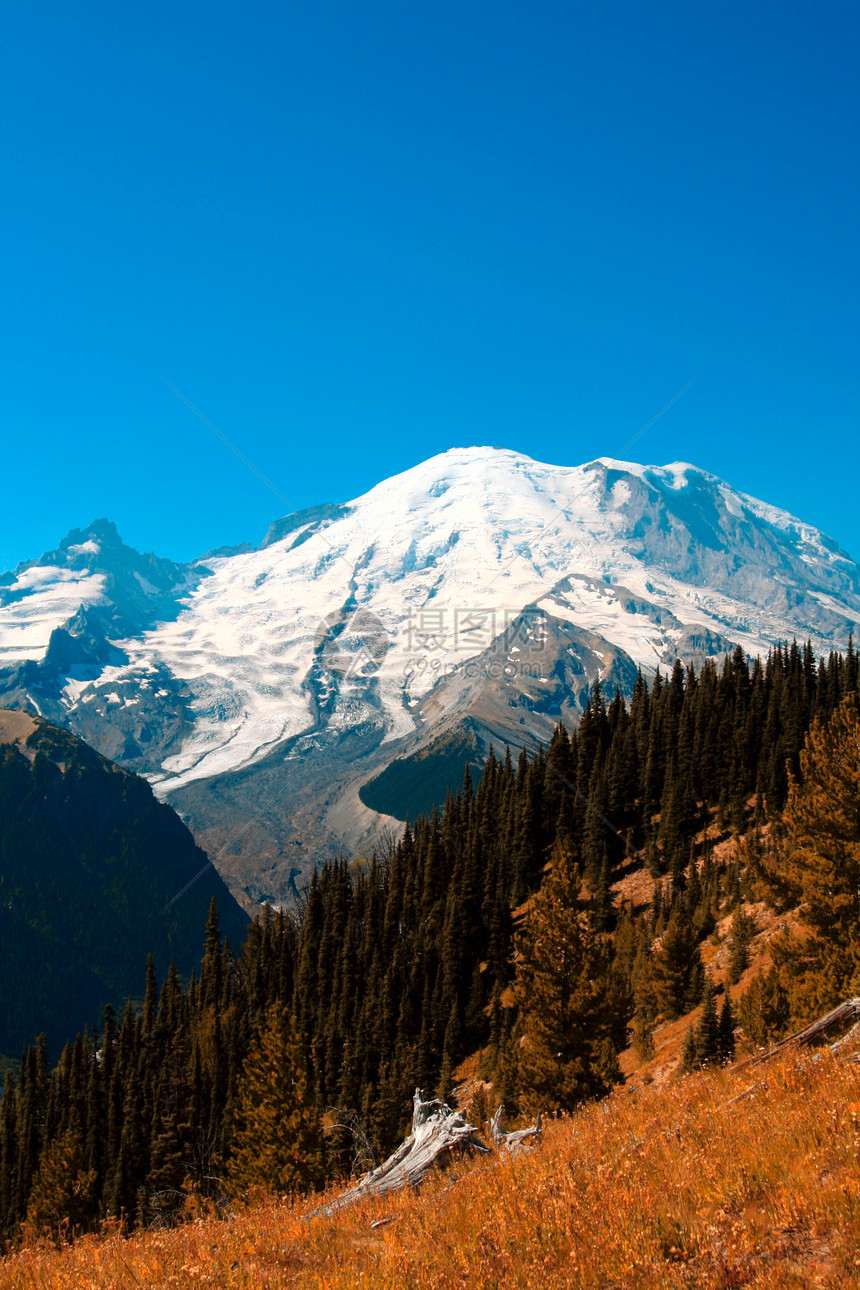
{"left": 226, "top": 1007, "right": 325, "bottom": 1197}
{"left": 695, "top": 977, "right": 719, "bottom": 1065}
{"left": 513, "top": 840, "right": 617, "bottom": 1111}
{"left": 764, "top": 694, "right": 860, "bottom": 1023}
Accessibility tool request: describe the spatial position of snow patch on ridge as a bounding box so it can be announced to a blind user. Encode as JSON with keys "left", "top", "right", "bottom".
{"left": 0, "top": 569, "right": 106, "bottom": 664}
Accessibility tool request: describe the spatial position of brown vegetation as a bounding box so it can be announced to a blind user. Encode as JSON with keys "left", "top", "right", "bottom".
{"left": 4, "top": 1038, "right": 860, "bottom": 1288}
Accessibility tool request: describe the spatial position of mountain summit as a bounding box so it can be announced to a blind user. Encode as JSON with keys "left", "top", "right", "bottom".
{"left": 1, "top": 448, "right": 858, "bottom": 902}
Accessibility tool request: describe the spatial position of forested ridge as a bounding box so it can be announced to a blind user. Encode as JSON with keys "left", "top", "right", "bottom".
{"left": 1, "top": 639, "right": 858, "bottom": 1241}
{"left": 0, "top": 717, "right": 248, "bottom": 1069}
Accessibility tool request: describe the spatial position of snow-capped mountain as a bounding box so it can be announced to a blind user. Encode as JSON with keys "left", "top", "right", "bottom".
{"left": 1, "top": 448, "right": 858, "bottom": 904}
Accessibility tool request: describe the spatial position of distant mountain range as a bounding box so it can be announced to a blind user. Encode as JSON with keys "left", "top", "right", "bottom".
{"left": 1, "top": 448, "right": 858, "bottom": 905}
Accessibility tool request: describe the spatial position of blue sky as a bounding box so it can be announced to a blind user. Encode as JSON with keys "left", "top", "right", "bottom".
{"left": 2, "top": 1, "right": 858, "bottom": 571}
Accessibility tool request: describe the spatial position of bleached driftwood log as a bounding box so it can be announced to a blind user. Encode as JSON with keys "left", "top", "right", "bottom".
{"left": 736, "top": 997, "right": 860, "bottom": 1071}
{"left": 490, "top": 1104, "right": 543, "bottom": 1154}
{"left": 318, "top": 1088, "right": 491, "bottom": 1216}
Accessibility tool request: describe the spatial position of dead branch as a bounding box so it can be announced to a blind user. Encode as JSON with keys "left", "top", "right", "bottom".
{"left": 326, "top": 1106, "right": 379, "bottom": 1177}
{"left": 490, "top": 1105, "right": 543, "bottom": 1154}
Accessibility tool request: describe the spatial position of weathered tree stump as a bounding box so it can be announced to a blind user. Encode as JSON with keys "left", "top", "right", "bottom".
{"left": 318, "top": 1089, "right": 491, "bottom": 1216}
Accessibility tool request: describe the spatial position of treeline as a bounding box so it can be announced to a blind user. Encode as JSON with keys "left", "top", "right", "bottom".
{"left": 1, "top": 639, "right": 857, "bottom": 1240}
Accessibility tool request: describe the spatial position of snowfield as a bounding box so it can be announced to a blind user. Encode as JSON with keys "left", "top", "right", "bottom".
{"left": 0, "top": 567, "right": 107, "bottom": 664}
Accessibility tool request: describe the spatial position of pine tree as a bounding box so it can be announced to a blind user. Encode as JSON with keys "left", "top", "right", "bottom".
{"left": 717, "top": 993, "right": 736, "bottom": 1063}
{"left": 513, "top": 841, "right": 616, "bottom": 1112}
{"left": 142, "top": 953, "right": 157, "bottom": 1040}
{"left": 651, "top": 906, "right": 704, "bottom": 1019}
{"left": 6, "top": 641, "right": 858, "bottom": 1237}
{"left": 0, "top": 1070, "right": 18, "bottom": 1234}
{"left": 738, "top": 967, "right": 791, "bottom": 1049}
{"left": 774, "top": 694, "right": 860, "bottom": 1016}
{"left": 630, "top": 925, "right": 658, "bottom": 1060}
{"left": 695, "top": 977, "right": 719, "bottom": 1065}
{"left": 681, "top": 1024, "right": 698, "bottom": 1073}
{"left": 226, "top": 1007, "right": 325, "bottom": 1197}
{"left": 737, "top": 971, "right": 768, "bottom": 1051}
{"left": 24, "top": 1127, "right": 98, "bottom": 1239}
{"left": 727, "top": 907, "right": 754, "bottom": 985}
{"left": 200, "top": 899, "right": 223, "bottom": 1012}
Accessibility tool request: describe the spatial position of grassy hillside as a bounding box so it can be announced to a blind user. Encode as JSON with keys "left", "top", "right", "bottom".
{"left": 3, "top": 1037, "right": 859, "bottom": 1287}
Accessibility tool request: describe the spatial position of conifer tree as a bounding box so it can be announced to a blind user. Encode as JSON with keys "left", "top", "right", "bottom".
{"left": 142, "top": 953, "right": 157, "bottom": 1040}
{"left": 200, "top": 899, "right": 223, "bottom": 1011}
{"left": 681, "top": 1024, "right": 698, "bottom": 1073}
{"left": 695, "top": 977, "right": 719, "bottom": 1065}
{"left": 651, "top": 906, "right": 704, "bottom": 1019}
{"left": 226, "top": 1007, "right": 325, "bottom": 1197}
{"left": 0, "top": 1071, "right": 17, "bottom": 1234}
{"left": 738, "top": 967, "right": 791, "bottom": 1050}
{"left": 24, "top": 1127, "right": 98, "bottom": 1239}
{"left": 513, "top": 841, "right": 616, "bottom": 1111}
{"left": 737, "top": 971, "right": 768, "bottom": 1051}
{"left": 727, "top": 907, "right": 755, "bottom": 985}
{"left": 630, "top": 923, "right": 658, "bottom": 1060}
{"left": 775, "top": 694, "right": 860, "bottom": 1011}
{"left": 717, "top": 992, "right": 736, "bottom": 1063}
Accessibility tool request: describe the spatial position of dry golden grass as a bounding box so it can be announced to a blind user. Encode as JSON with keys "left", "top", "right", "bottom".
{"left": 4, "top": 1045, "right": 860, "bottom": 1289}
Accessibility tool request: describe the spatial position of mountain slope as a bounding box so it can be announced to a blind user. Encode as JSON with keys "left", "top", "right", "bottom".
{"left": 5, "top": 1041, "right": 860, "bottom": 1287}
{"left": 1, "top": 449, "right": 858, "bottom": 902}
{"left": 0, "top": 709, "right": 248, "bottom": 1065}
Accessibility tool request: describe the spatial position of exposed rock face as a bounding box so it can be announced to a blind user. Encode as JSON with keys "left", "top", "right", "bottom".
{"left": 1, "top": 449, "right": 858, "bottom": 904}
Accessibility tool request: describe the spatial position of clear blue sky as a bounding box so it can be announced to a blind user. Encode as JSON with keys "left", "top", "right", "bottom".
{"left": 2, "top": 1, "right": 858, "bottom": 572}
